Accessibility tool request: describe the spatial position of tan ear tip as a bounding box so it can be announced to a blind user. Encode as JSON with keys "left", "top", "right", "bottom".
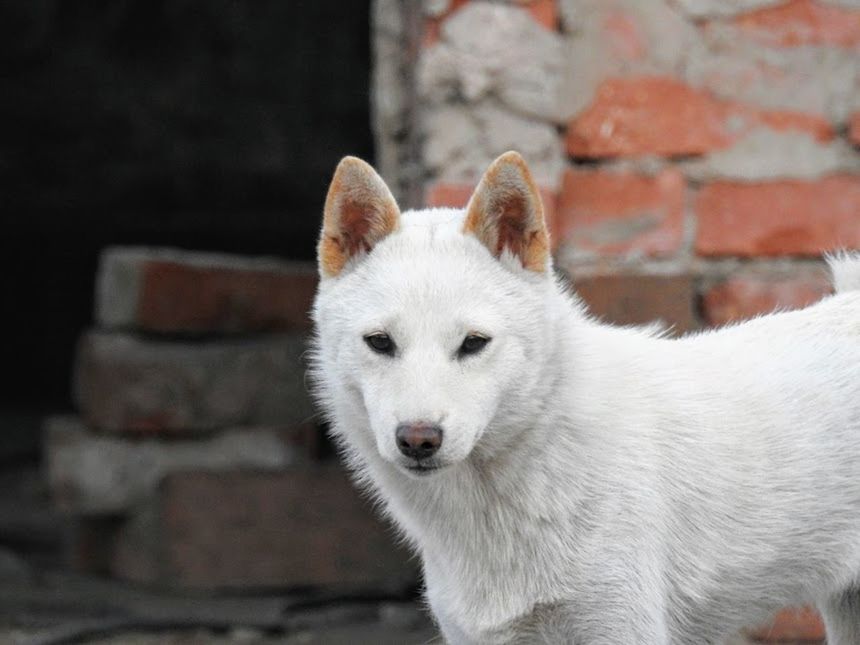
{"left": 495, "top": 150, "right": 526, "bottom": 165}
{"left": 489, "top": 150, "right": 528, "bottom": 172}
{"left": 486, "top": 150, "right": 537, "bottom": 184}
{"left": 334, "top": 155, "right": 373, "bottom": 175}
{"left": 488, "top": 150, "right": 532, "bottom": 177}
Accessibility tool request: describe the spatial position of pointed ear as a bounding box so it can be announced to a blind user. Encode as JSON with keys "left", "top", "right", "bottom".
{"left": 463, "top": 151, "right": 550, "bottom": 272}
{"left": 318, "top": 156, "right": 400, "bottom": 278}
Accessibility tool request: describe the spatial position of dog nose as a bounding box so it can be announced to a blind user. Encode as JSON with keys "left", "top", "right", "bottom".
{"left": 395, "top": 422, "right": 443, "bottom": 460}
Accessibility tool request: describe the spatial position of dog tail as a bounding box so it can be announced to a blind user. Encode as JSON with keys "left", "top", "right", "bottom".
{"left": 828, "top": 251, "right": 860, "bottom": 293}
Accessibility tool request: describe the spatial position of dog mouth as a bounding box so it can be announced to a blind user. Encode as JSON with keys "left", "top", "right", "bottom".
{"left": 402, "top": 461, "right": 443, "bottom": 476}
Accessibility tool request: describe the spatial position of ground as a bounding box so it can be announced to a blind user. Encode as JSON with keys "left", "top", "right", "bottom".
{"left": 0, "top": 547, "right": 438, "bottom": 645}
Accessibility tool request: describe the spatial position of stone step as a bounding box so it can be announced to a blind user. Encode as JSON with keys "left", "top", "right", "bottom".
{"left": 74, "top": 331, "right": 316, "bottom": 433}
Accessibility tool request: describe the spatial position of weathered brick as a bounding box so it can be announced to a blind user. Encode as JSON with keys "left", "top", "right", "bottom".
{"left": 425, "top": 182, "right": 560, "bottom": 247}
{"left": 748, "top": 605, "right": 826, "bottom": 641}
{"left": 566, "top": 77, "right": 728, "bottom": 157}
{"left": 681, "top": 129, "right": 860, "bottom": 182}
{"left": 424, "top": 182, "right": 471, "bottom": 209}
{"left": 66, "top": 516, "right": 121, "bottom": 575}
{"left": 97, "top": 247, "right": 318, "bottom": 335}
{"left": 419, "top": 3, "right": 563, "bottom": 122}
{"left": 702, "top": 272, "right": 832, "bottom": 326}
{"left": 755, "top": 111, "right": 833, "bottom": 141}
{"left": 111, "top": 506, "right": 161, "bottom": 586}
{"left": 74, "top": 331, "right": 315, "bottom": 433}
{"left": 423, "top": 102, "right": 564, "bottom": 188}
{"left": 574, "top": 274, "right": 698, "bottom": 333}
{"left": 44, "top": 415, "right": 317, "bottom": 514}
{"left": 65, "top": 506, "right": 165, "bottom": 583}
{"left": 557, "top": 169, "right": 685, "bottom": 258}
{"left": 424, "top": 0, "right": 469, "bottom": 47}
{"left": 557, "top": 0, "right": 696, "bottom": 120}
{"left": 686, "top": 21, "right": 855, "bottom": 122}
{"left": 424, "top": 0, "right": 557, "bottom": 47}
{"left": 107, "top": 469, "right": 417, "bottom": 590}
{"left": 850, "top": 112, "right": 860, "bottom": 146}
{"left": 424, "top": 183, "right": 474, "bottom": 210}
{"left": 695, "top": 176, "right": 860, "bottom": 256}
{"left": 673, "top": 0, "right": 783, "bottom": 19}
{"left": 523, "top": 0, "right": 559, "bottom": 31}
{"left": 566, "top": 77, "right": 833, "bottom": 158}
{"left": 602, "top": 10, "right": 647, "bottom": 60}
{"left": 729, "top": 0, "right": 860, "bottom": 48}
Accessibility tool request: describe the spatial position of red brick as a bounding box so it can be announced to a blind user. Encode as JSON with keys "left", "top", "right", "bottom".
{"left": 137, "top": 262, "right": 316, "bottom": 334}
{"left": 424, "top": 182, "right": 474, "bottom": 210}
{"left": 565, "top": 77, "right": 833, "bottom": 158}
{"left": 731, "top": 0, "right": 860, "bottom": 48}
{"left": 98, "top": 247, "right": 317, "bottom": 334}
{"left": 850, "top": 112, "right": 860, "bottom": 146}
{"left": 575, "top": 274, "right": 698, "bottom": 333}
{"left": 425, "top": 182, "right": 560, "bottom": 249}
{"left": 748, "top": 606, "right": 826, "bottom": 642}
{"left": 84, "top": 468, "right": 416, "bottom": 589}
{"left": 557, "top": 169, "right": 685, "bottom": 257}
{"left": 520, "top": 0, "right": 559, "bottom": 32}
{"left": 156, "top": 469, "right": 417, "bottom": 590}
{"left": 424, "top": 0, "right": 557, "bottom": 47}
{"left": 702, "top": 273, "right": 832, "bottom": 326}
{"left": 755, "top": 110, "right": 833, "bottom": 142}
{"left": 423, "top": 0, "right": 470, "bottom": 47}
{"left": 695, "top": 176, "right": 860, "bottom": 257}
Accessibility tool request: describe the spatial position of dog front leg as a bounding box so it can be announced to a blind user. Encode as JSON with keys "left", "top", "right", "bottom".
{"left": 432, "top": 608, "right": 472, "bottom": 645}
{"left": 575, "top": 618, "right": 670, "bottom": 645}
{"left": 569, "top": 596, "right": 670, "bottom": 645}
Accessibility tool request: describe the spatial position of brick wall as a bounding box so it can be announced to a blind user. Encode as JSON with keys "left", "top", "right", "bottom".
{"left": 399, "top": 0, "right": 860, "bottom": 338}
{"left": 372, "top": 0, "right": 860, "bottom": 639}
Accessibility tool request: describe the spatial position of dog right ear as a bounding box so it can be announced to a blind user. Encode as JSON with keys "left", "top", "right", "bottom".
{"left": 463, "top": 151, "right": 550, "bottom": 273}
{"left": 318, "top": 156, "right": 400, "bottom": 278}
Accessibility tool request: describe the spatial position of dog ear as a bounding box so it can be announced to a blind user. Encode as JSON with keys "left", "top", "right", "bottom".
{"left": 463, "top": 151, "right": 550, "bottom": 273}
{"left": 318, "top": 156, "right": 400, "bottom": 278}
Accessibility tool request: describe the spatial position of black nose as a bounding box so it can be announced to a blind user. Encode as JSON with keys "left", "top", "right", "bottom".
{"left": 395, "top": 422, "right": 443, "bottom": 460}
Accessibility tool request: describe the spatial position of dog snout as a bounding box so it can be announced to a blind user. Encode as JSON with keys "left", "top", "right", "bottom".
{"left": 395, "top": 422, "right": 443, "bottom": 460}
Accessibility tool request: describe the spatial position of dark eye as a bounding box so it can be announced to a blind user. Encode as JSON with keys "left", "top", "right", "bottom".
{"left": 458, "top": 334, "right": 490, "bottom": 358}
{"left": 364, "top": 333, "right": 395, "bottom": 356}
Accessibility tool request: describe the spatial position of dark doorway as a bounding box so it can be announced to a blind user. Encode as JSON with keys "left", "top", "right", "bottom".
{"left": 0, "top": 1, "right": 372, "bottom": 426}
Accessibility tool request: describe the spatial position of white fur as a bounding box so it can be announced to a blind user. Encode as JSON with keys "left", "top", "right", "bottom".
{"left": 311, "top": 207, "right": 860, "bottom": 644}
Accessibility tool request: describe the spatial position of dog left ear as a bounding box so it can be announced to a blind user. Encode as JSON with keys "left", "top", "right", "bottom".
{"left": 463, "top": 151, "right": 550, "bottom": 273}
{"left": 318, "top": 156, "right": 400, "bottom": 278}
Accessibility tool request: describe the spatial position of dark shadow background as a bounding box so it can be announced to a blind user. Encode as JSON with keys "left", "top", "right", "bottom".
{"left": 0, "top": 0, "right": 372, "bottom": 457}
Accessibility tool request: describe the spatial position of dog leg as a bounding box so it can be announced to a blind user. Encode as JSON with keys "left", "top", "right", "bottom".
{"left": 433, "top": 611, "right": 471, "bottom": 645}
{"left": 820, "top": 589, "right": 860, "bottom": 644}
{"left": 567, "top": 603, "right": 670, "bottom": 645}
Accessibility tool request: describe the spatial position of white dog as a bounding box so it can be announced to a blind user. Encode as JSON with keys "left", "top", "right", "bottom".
{"left": 310, "top": 151, "right": 860, "bottom": 644}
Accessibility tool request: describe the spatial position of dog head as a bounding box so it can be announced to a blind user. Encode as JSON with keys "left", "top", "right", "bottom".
{"left": 312, "top": 152, "right": 556, "bottom": 478}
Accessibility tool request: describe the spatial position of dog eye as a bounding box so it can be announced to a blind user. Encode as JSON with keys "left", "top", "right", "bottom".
{"left": 364, "top": 333, "right": 395, "bottom": 356}
{"left": 458, "top": 334, "right": 490, "bottom": 357}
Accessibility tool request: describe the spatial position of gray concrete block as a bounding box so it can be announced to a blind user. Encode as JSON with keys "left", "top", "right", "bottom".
{"left": 73, "top": 331, "right": 317, "bottom": 433}
{"left": 45, "top": 416, "right": 315, "bottom": 514}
